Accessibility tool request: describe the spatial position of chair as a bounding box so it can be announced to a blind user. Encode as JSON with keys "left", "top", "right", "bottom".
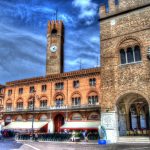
{"left": 126, "top": 130, "right": 130, "bottom": 136}
{"left": 129, "top": 130, "right": 134, "bottom": 136}
{"left": 137, "top": 130, "right": 142, "bottom": 136}
{"left": 142, "top": 129, "right": 147, "bottom": 136}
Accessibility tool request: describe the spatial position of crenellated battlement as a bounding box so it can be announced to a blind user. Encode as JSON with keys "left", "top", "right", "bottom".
{"left": 47, "top": 20, "right": 63, "bottom": 35}
{"left": 100, "top": 0, "right": 150, "bottom": 20}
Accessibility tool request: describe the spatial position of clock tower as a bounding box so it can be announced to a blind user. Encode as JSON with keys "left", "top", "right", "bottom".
{"left": 46, "top": 20, "right": 64, "bottom": 75}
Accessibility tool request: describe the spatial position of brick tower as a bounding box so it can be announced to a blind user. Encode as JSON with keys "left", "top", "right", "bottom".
{"left": 46, "top": 20, "right": 64, "bottom": 75}
{"left": 99, "top": 0, "right": 150, "bottom": 142}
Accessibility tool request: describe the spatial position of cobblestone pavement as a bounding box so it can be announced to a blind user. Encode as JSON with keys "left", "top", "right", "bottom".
{"left": 0, "top": 140, "right": 150, "bottom": 150}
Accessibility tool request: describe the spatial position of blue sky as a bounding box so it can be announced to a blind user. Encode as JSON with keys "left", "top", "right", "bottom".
{"left": 0, "top": 0, "right": 107, "bottom": 84}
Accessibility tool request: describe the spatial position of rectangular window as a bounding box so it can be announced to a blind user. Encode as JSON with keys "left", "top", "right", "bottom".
{"left": 89, "top": 78, "right": 96, "bottom": 86}
{"left": 19, "top": 88, "right": 23, "bottom": 94}
{"left": 55, "top": 82, "right": 64, "bottom": 90}
{"left": 73, "top": 80, "right": 79, "bottom": 88}
{"left": 8, "top": 89, "right": 12, "bottom": 96}
{"left": 41, "top": 85, "right": 47, "bottom": 92}
{"left": 29, "top": 86, "right": 34, "bottom": 93}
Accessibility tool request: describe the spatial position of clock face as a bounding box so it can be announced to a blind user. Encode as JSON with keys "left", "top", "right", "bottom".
{"left": 50, "top": 45, "right": 57, "bottom": 52}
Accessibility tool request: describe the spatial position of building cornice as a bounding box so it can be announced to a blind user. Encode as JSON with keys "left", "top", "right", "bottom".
{"left": 6, "top": 67, "right": 101, "bottom": 87}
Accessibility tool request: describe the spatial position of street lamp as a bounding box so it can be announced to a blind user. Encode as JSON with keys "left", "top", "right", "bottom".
{"left": 31, "top": 89, "right": 36, "bottom": 140}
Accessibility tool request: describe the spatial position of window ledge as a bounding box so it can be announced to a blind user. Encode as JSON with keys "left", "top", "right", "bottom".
{"left": 120, "top": 61, "right": 142, "bottom": 66}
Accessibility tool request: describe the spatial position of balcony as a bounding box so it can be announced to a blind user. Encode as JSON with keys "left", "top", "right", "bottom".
{"left": 3, "top": 103, "right": 100, "bottom": 113}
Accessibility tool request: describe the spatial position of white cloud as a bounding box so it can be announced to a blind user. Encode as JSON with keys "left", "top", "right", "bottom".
{"left": 72, "top": 0, "right": 98, "bottom": 24}
{"left": 72, "top": 0, "right": 91, "bottom": 9}
{"left": 59, "top": 14, "right": 74, "bottom": 25}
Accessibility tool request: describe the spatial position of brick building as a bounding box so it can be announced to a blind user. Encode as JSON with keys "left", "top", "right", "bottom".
{"left": 0, "top": 0, "right": 150, "bottom": 143}
{"left": 1, "top": 20, "right": 101, "bottom": 134}
{"left": 100, "top": 0, "right": 150, "bottom": 142}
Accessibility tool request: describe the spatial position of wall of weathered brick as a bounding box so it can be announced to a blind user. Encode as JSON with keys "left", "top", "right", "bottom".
{"left": 100, "top": 0, "right": 150, "bottom": 110}
{"left": 100, "top": 0, "right": 150, "bottom": 19}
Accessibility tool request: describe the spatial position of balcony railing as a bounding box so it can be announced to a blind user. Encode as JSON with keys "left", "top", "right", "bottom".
{"left": 3, "top": 103, "right": 100, "bottom": 112}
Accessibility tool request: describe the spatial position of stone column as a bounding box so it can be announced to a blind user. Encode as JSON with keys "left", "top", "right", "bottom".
{"left": 65, "top": 112, "right": 68, "bottom": 122}
{"left": 48, "top": 113, "right": 54, "bottom": 133}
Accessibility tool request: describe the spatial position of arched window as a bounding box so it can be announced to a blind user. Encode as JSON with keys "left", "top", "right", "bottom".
{"left": 51, "top": 29, "right": 57, "bottom": 35}
{"left": 120, "top": 45, "right": 141, "bottom": 64}
{"left": 55, "top": 95, "right": 64, "bottom": 107}
{"left": 40, "top": 99, "right": 47, "bottom": 108}
{"left": 6, "top": 100, "right": 12, "bottom": 111}
{"left": 17, "top": 99, "right": 23, "bottom": 110}
{"left": 88, "top": 92, "right": 98, "bottom": 105}
{"left": 120, "top": 49, "right": 126, "bottom": 64}
{"left": 72, "top": 93, "right": 81, "bottom": 106}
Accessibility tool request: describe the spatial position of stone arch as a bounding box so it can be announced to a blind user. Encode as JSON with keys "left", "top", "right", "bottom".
{"left": 116, "top": 91, "right": 149, "bottom": 136}
{"left": 86, "top": 90, "right": 99, "bottom": 98}
{"left": 5, "top": 98, "right": 12, "bottom": 105}
{"left": 116, "top": 36, "right": 143, "bottom": 51}
{"left": 53, "top": 92, "right": 65, "bottom": 100}
{"left": 115, "top": 90, "right": 150, "bottom": 107}
{"left": 116, "top": 36, "right": 143, "bottom": 64}
{"left": 39, "top": 95, "right": 48, "bottom": 100}
{"left": 70, "top": 91, "right": 82, "bottom": 99}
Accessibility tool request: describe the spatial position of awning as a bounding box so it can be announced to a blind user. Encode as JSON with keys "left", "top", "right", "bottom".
{"left": 3, "top": 121, "right": 48, "bottom": 130}
{"left": 60, "top": 121, "right": 100, "bottom": 130}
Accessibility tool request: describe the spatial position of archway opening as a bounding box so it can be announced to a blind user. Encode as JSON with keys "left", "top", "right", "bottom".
{"left": 54, "top": 114, "right": 64, "bottom": 133}
{"left": 117, "top": 93, "right": 149, "bottom": 136}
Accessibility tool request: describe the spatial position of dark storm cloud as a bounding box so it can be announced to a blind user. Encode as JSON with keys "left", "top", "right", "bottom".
{"left": 0, "top": 0, "right": 106, "bottom": 84}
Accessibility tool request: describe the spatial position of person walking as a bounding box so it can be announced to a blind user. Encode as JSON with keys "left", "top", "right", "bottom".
{"left": 83, "top": 130, "right": 88, "bottom": 142}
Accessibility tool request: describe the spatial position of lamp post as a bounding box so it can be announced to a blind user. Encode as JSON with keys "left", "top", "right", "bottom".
{"left": 31, "top": 89, "right": 36, "bottom": 140}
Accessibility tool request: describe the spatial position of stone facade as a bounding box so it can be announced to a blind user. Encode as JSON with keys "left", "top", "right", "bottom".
{"left": 100, "top": 0, "right": 150, "bottom": 110}
{"left": 100, "top": 0, "right": 150, "bottom": 142}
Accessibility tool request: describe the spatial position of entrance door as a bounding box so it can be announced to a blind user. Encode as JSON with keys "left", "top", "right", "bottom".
{"left": 54, "top": 114, "right": 64, "bottom": 132}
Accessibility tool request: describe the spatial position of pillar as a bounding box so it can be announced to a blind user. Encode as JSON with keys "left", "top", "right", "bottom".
{"left": 48, "top": 113, "right": 54, "bottom": 133}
